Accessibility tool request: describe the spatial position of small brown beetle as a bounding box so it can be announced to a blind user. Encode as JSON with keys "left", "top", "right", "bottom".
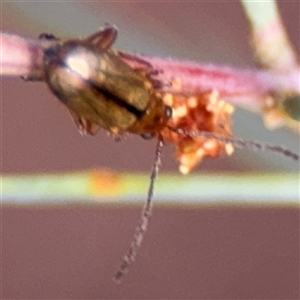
{"left": 42, "top": 25, "right": 172, "bottom": 282}
{"left": 41, "top": 25, "right": 299, "bottom": 283}
{"left": 43, "top": 25, "right": 171, "bottom": 138}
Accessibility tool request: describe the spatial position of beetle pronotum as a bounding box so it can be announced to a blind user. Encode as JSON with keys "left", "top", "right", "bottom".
{"left": 41, "top": 25, "right": 299, "bottom": 282}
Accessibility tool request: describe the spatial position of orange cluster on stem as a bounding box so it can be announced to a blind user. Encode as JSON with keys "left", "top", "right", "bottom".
{"left": 161, "top": 79, "right": 235, "bottom": 174}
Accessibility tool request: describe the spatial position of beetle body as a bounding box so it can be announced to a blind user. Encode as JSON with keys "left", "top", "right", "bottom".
{"left": 43, "top": 27, "right": 169, "bottom": 136}
{"left": 40, "top": 26, "right": 299, "bottom": 283}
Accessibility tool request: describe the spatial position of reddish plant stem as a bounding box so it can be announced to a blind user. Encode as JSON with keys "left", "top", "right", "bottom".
{"left": 1, "top": 32, "right": 299, "bottom": 112}
{"left": 122, "top": 54, "right": 300, "bottom": 110}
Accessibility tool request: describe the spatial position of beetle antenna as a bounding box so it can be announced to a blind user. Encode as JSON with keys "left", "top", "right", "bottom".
{"left": 114, "top": 136, "right": 164, "bottom": 283}
{"left": 167, "top": 126, "right": 299, "bottom": 161}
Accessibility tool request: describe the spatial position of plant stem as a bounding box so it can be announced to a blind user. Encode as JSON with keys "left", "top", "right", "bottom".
{"left": 241, "top": 0, "right": 299, "bottom": 72}
{"left": 2, "top": 171, "right": 299, "bottom": 207}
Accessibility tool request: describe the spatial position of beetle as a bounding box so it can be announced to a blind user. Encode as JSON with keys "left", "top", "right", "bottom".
{"left": 42, "top": 25, "right": 173, "bottom": 281}
{"left": 41, "top": 25, "right": 299, "bottom": 282}
{"left": 42, "top": 25, "right": 172, "bottom": 139}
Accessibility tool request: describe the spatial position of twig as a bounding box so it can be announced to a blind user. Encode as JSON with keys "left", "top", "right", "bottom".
{"left": 241, "top": 0, "right": 300, "bottom": 126}
{"left": 241, "top": 0, "right": 299, "bottom": 72}
{"left": 1, "top": 171, "right": 299, "bottom": 207}
{"left": 0, "top": 32, "right": 56, "bottom": 80}
{"left": 1, "top": 31, "right": 298, "bottom": 111}
{"left": 123, "top": 54, "right": 300, "bottom": 109}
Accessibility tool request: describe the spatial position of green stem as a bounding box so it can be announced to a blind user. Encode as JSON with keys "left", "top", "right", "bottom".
{"left": 2, "top": 170, "right": 299, "bottom": 208}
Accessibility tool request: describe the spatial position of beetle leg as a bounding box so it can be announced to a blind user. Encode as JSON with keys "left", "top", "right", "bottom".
{"left": 68, "top": 109, "right": 101, "bottom": 136}
{"left": 118, "top": 51, "right": 153, "bottom": 70}
{"left": 84, "top": 25, "right": 118, "bottom": 50}
{"left": 38, "top": 33, "right": 60, "bottom": 41}
{"left": 118, "top": 51, "right": 169, "bottom": 89}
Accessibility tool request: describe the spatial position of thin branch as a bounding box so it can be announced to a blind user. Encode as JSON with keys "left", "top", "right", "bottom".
{"left": 0, "top": 32, "right": 56, "bottom": 80}
{"left": 1, "top": 171, "right": 299, "bottom": 207}
{"left": 1, "top": 0, "right": 299, "bottom": 130}
{"left": 1, "top": 31, "right": 299, "bottom": 111}
{"left": 241, "top": 0, "right": 299, "bottom": 72}
{"left": 123, "top": 54, "right": 300, "bottom": 109}
{"left": 240, "top": 0, "right": 300, "bottom": 127}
